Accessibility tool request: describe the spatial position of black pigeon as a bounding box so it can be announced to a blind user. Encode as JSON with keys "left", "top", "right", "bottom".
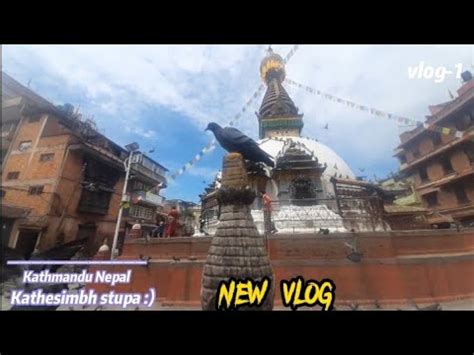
{"left": 205, "top": 122, "right": 274, "bottom": 167}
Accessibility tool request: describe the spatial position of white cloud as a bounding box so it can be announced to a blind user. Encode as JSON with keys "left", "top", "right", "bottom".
{"left": 186, "top": 166, "right": 219, "bottom": 179}
{"left": 123, "top": 126, "right": 157, "bottom": 139}
{"left": 3, "top": 44, "right": 473, "bottom": 180}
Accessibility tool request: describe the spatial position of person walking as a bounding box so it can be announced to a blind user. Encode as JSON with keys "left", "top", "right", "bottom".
{"left": 260, "top": 191, "right": 276, "bottom": 235}
{"left": 165, "top": 207, "right": 179, "bottom": 238}
{"left": 156, "top": 221, "right": 165, "bottom": 238}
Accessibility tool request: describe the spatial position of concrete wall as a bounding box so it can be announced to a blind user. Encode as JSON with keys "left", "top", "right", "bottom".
{"left": 89, "top": 229, "right": 474, "bottom": 308}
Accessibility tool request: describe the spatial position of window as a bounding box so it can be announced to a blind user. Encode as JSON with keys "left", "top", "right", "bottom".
{"left": 399, "top": 155, "right": 407, "bottom": 164}
{"left": 18, "top": 141, "right": 32, "bottom": 152}
{"left": 129, "top": 205, "right": 154, "bottom": 220}
{"left": 7, "top": 171, "right": 20, "bottom": 180}
{"left": 441, "top": 157, "right": 454, "bottom": 175}
{"left": 76, "top": 156, "right": 121, "bottom": 215}
{"left": 39, "top": 153, "right": 54, "bottom": 162}
{"left": 131, "top": 180, "right": 150, "bottom": 191}
{"left": 412, "top": 148, "right": 421, "bottom": 159}
{"left": 419, "top": 167, "right": 429, "bottom": 183}
{"left": 290, "top": 176, "right": 317, "bottom": 206}
{"left": 77, "top": 190, "right": 112, "bottom": 215}
{"left": 454, "top": 185, "right": 470, "bottom": 204}
{"left": 0, "top": 189, "right": 5, "bottom": 198}
{"left": 432, "top": 133, "right": 442, "bottom": 147}
{"left": 454, "top": 112, "right": 472, "bottom": 131}
{"left": 424, "top": 192, "right": 438, "bottom": 207}
{"left": 28, "top": 185, "right": 44, "bottom": 195}
{"left": 28, "top": 115, "right": 41, "bottom": 123}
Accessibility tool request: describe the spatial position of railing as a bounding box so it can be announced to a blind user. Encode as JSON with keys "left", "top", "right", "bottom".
{"left": 128, "top": 204, "right": 155, "bottom": 220}
{"left": 201, "top": 196, "right": 393, "bottom": 234}
{"left": 132, "top": 190, "right": 164, "bottom": 207}
{"left": 131, "top": 162, "right": 166, "bottom": 183}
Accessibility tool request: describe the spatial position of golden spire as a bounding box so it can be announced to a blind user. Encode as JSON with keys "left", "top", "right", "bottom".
{"left": 260, "top": 46, "right": 286, "bottom": 85}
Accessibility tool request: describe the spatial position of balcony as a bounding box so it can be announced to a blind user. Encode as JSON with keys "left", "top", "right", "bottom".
{"left": 128, "top": 204, "right": 156, "bottom": 221}
{"left": 131, "top": 163, "right": 165, "bottom": 183}
{"left": 77, "top": 189, "right": 112, "bottom": 215}
{"left": 131, "top": 190, "right": 164, "bottom": 207}
{"left": 400, "top": 129, "right": 474, "bottom": 173}
{"left": 2, "top": 97, "right": 23, "bottom": 123}
{"left": 393, "top": 147, "right": 404, "bottom": 157}
{"left": 433, "top": 166, "right": 474, "bottom": 188}
{"left": 130, "top": 154, "right": 167, "bottom": 185}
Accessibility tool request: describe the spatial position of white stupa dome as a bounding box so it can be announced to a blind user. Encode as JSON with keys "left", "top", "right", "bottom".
{"left": 258, "top": 136, "right": 355, "bottom": 181}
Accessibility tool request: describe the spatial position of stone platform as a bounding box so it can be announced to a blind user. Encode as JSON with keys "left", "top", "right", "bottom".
{"left": 251, "top": 205, "right": 347, "bottom": 234}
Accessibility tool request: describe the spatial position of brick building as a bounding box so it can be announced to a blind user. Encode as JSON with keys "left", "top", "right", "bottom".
{"left": 1, "top": 72, "right": 167, "bottom": 257}
{"left": 394, "top": 72, "right": 474, "bottom": 226}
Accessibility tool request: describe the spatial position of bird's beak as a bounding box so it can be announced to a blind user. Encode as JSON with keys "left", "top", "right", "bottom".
{"left": 204, "top": 127, "right": 209, "bottom": 131}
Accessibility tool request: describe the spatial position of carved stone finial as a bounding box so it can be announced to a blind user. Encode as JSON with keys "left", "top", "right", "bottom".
{"left": 201, "top": 153, "right": 274, "bottom": 311}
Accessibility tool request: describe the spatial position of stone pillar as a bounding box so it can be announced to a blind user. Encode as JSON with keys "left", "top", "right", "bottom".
{"left": 201, "top": 153, "right": 275, "bottom": 310}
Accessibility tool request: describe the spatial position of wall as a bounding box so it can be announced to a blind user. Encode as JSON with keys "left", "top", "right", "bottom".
{"left": 2, "top": 114, "right": 63, "bottom": 218}
{"left": 39, "top": 146, "right": 125, "bottom": 250}
{"left": 89, "top": 229, "right": 474, "bottom": 308}
{"left": 2, "top": 113, "right": 126, "bottom": 251}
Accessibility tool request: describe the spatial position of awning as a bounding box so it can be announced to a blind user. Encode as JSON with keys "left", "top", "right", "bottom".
{"left": 0, "top": 204, "right": 31, "bottom": 219}
{"left": 384, "top": 204, "right": 427, "bottom": 214}
{"left": 419, "top": 187, "right": 440, "bottom": 196}
{"left": 427, "top": 215, "right": 454, "bottom": 224}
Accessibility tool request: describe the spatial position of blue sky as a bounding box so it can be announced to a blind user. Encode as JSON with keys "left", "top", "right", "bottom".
{"left": 2, "top": 45, "right": 473, "bottom": 203}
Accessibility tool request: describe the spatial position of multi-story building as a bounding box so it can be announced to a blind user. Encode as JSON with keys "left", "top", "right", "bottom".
{"left": 1, "top": 72, "right": 167, "bottom": 257}
{"left": 123, "top": 153, "right": 168, "bottom": 237}
{"left": 394, "top": 71, "right": 474, "bottom": 227}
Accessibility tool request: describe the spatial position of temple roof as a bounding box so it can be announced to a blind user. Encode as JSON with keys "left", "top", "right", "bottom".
{"left": 258, "top": 79, "right": 300, "bottom": 119}
{"left": 258, "top": 136, "right": 355, "bottom": 180}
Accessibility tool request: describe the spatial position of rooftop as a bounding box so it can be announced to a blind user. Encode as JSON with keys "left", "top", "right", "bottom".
{"left": 398, "top": 79, "right": 474, "bottom": 149}
{"left": 2, "top": 71, "right": 168, "bottom": 179}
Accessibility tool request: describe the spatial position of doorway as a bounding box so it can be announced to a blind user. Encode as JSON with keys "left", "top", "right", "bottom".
{"left": 1, "top": 218, "right": 14, "bottom": 247}
{"left": 15, "top": 230, "right": 40, "bottom": 259}
{"left": 76, "top": 224, "right": 98, "bottom": 256}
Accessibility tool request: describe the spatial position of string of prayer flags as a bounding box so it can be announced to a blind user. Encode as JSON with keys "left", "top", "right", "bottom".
{"left": 164, "top": 46, "right": 300, "bottom": 183}
{"left": 285, "top": 78, "right": 465, "bottom": 139}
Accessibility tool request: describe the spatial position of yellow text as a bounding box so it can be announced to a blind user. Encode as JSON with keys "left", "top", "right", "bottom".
{"left": 281, "top": 277, "right": 336, "bottom": 311}
{"left": 216, "top": 277, "right": 270, "bottom": 310}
